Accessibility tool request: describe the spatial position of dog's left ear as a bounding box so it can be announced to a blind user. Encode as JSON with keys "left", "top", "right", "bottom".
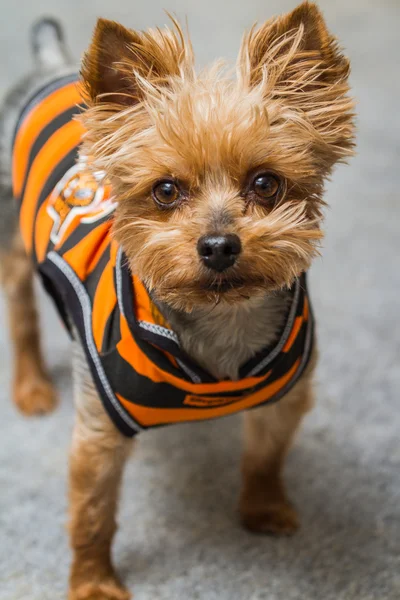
{"left": 81, "top": 18, "right": 192, "bottom": 107}
{"left": 238, "top": 1, "right": 355, "bottom": 166}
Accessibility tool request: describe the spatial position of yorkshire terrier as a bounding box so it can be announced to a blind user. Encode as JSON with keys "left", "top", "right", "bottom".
{"left": 0, "top": 3, "right": 354, "bottom": 598}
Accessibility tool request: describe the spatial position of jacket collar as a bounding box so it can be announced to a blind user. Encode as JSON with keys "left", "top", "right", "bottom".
{"left": 115, "top": 246, "right": 307, "bottom": 384}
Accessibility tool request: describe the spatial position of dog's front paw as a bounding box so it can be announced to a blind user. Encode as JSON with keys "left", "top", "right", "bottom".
{"left": 240, "top": 501, "right": 299, "bottom": 535}
{"left": 14, "top": 375, "right": 58, "bottom": 416}
{"left": 69, "top": 579, "right": 131, "bottom": 600}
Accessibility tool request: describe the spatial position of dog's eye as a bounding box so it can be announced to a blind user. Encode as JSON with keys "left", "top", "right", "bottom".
{"left": 252, "top": 173, "right": 281, "bottom": 201}
{"left": 152, "top": 180, "right": 181, "bottom": 207}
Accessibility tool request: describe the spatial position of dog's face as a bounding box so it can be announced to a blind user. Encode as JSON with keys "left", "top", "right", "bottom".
{"left": 80, "top": 2, "right": 354, "bottom": 312}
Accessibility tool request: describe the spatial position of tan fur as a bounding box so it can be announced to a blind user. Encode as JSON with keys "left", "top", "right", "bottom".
{"left": 68, "top": 342, "right": 133, "bottom": 600}
{"left": 2, "top": 4, "right": 355, "bottom": 598}
{"left": 240, "top": 347, "right": 317, "bottom": 534}
{"left": 160, "top": 291, "right": 292, "bottom": 380}
{"left": 78, "top": 3, "right": 354, "bottom": 313}
{"left": 0, "top": 231, "right": 57, "bottom": 415}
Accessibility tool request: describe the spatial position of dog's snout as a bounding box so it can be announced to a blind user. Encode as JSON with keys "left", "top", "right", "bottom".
{"left": 197, "top": 234, "right": 241, "bottom": 272}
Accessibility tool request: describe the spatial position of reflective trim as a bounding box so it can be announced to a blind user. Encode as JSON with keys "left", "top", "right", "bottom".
{"left": 116, "top": 246, "right": 126, "bottom": 317}
{"left": 245, "top": 280, "right": 301, "bottom": 378}
{"left": 176, "top": 358, "right": 202, "bottom": 384}
{"left": 47, "top": 250, "right": 142, "bottom": 433}
{"left": 137, "top": 320, "right": 180, "bottom": 344}
{"left": 116, "top": 246, "right": 180, "bottom": 344}
{"left": 268, "top": 305, "right": 314, "bottom": 403}
{"left": 116, "top": 247, "right": 200, "bottom": 383}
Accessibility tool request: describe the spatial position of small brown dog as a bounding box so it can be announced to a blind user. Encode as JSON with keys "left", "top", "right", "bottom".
{"left": 0, "top": 3, "right": 354, "bottom": 598}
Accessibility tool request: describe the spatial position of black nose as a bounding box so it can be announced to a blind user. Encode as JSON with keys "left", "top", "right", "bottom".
{"left": 197, "top": 234, "right": 242, "bottom": 272}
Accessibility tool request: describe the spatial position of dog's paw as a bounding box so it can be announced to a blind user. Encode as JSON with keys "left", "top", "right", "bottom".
{"left": 68, "top": 580, "right": 131, "bottom": 600}
{"left": 14, "top": 376, "right": 58, "bottom": 416}
{"left": 240, "top": 502, "right": 300, "bottom": 536}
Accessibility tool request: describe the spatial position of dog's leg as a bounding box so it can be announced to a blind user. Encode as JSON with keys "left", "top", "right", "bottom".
{"left": 240, "top": 362, "right": 316, "bottom": 535}
{"left": 0, "top": 230, "right": 57, "bottom": 415}
{"left": 68, "top": 343, "right": 133, "bottom": 600}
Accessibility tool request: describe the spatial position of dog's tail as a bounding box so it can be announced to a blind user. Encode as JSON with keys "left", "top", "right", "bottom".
{"left": 31, "top": 17, "right": 72, "bottom": 68}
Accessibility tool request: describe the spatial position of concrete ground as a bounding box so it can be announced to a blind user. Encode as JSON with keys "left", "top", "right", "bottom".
{"left": 0, "top": 1, "right": 399, "bottom": 599}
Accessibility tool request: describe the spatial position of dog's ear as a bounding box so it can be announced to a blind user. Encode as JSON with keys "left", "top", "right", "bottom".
{"left": 81, "top": 18, "right": 192, "bottom": 106}
{"left": 239, "top": 1, "right": 349, "bottom": 88}
{"left": 238, "top": 1, "right": 354, "bottom": 167}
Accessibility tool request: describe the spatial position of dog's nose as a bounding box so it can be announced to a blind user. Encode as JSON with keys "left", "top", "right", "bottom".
{"left": 197, "top": 234, "right": 242, "bottom": 272}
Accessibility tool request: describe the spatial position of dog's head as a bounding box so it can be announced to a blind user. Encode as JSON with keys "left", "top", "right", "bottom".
{"left": 80, "top": 1, "right": 355, "bottom": 312}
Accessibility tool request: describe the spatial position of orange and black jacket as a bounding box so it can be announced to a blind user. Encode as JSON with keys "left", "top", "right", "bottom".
{"left": 12, "top": 75, "right": 315, "bottom": 437}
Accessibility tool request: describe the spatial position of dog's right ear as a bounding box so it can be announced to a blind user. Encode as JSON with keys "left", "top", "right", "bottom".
{"left": 81, "top": 18, "right": 192, "bottom": 107}
{"left": 81, "top": 19, "right": 141, "bottom": 106}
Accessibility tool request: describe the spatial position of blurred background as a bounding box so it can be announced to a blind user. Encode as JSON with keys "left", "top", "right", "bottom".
{"left": 0, "top": 1, "right": 399, "bottom": 599}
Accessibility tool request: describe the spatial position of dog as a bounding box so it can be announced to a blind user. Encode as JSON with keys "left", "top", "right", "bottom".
{"left": 0, "top": 3, "right": 354, "bottom": 598}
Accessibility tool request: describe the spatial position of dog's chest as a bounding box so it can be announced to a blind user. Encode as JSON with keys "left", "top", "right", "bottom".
{"left": 163, "top": 293, "right": 291, "bottom": 380}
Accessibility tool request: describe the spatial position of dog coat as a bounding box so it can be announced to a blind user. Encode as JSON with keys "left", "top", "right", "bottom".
{"left": 12, "top": 75, "right": 315, "bottom": 437}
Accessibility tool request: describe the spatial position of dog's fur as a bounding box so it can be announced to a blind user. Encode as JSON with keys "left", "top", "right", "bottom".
{"left": 0, "top": 4, "right": 354, "bottom": 599}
